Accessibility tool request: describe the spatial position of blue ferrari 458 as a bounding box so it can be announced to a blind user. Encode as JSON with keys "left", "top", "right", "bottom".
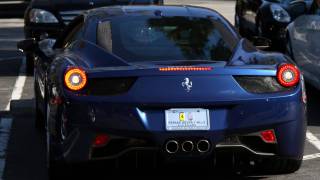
{"left": 18, "top": 5, "right": 306, "bottom": 176}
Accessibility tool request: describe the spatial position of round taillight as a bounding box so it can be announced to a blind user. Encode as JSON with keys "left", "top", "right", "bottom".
{"left": 64, "top": 67, "right": 87, "bottom": 91}
{"left": 276, "top": 64, "right": 300, "bottom": 87}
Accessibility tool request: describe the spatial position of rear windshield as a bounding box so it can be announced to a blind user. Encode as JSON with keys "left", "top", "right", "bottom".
{"left": 97, "top": 16, "right": 238, "bottom": 62}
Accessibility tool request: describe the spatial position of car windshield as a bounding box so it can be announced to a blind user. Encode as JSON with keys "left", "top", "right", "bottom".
{"left": 289, "top": 15, "right": 320, "bottom": 66}
{"left": 97, "top": 16, "right": 238, "bottom": 63}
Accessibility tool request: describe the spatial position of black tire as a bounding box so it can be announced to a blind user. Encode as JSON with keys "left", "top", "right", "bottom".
{"left": 46, "top": 102, "right": 70, "bottom": 179}
{"left": 35, "top": 95, "right": 45, "bottom": 130}
{"left": 26, "top": 53, "right": 34, "bottom": 75}
{"left": 47, "top": 141, "right": 69, "bottom": 180}
{"left": 34, "top": 82, "right": 45, "bottom": 131}
{"left": 258, "top": 158, "right": 302, "bottom": 174}
{"left": 34, "top": 73, "right": 47, "bottom": 131}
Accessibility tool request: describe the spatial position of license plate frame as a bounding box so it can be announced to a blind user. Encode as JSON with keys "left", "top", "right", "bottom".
{"left": 165, "top": 108, "right": 210, "bottom": 131}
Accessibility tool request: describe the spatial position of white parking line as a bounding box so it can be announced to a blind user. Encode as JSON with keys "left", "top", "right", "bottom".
{"left": 306, "top": 131, "right": 320, "bottom": 151}
{"left": 5, "top": 57, "right": 26, "bottom": 111}
{"left": 0, "top": 1, "right": 25, "bottom": 5}
{"left": 303, "top": 131, "right": 320, "bottom": 161}
{"left": 303, "top": 153, "right": 320, "bottom": 161}
{"left": 0, "top": 57, "right": 26, "bottom": 179}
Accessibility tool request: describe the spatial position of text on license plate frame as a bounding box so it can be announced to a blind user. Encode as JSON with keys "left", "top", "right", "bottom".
{"left": 165, "top": 108, "right": 210, "bottom": 131}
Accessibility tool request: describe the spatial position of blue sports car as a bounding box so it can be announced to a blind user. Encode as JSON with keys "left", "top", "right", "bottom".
{"left": 18, "top": 5, "right": 306, "bottom": 176}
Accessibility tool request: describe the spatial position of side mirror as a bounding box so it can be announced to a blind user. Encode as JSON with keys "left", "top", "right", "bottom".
{"left": 252, "top": 36, "right": 272, "bottom": 50}
{"left": 17, "top": 39, "right": 38, "bottom": 53}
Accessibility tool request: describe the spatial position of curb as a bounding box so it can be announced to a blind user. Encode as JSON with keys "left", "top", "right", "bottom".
{"left": 10, "top": 99, "right": 34, "bottom": 117}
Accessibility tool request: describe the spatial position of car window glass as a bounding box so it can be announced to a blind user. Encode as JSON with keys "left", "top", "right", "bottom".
{"left": 97, "top": 21, "right": 112, "bottom": 52}
{"left": 62, "top": 22, "right": 84, "bottom": 48}
{"left": 97, "top": 16, "right": 237, "bottom": 62}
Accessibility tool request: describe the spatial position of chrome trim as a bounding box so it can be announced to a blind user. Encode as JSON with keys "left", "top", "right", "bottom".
{"left": 215, "top": 144, "right": 275, "bottom": 156}
{"left": 181, "top": 141, "right": 194, "bottom": 152}
{"left": 165, "top": 140, "right": 179, "bottom": 154}
{"left": 196, "top": 139, "right": 210, "bottom": 153}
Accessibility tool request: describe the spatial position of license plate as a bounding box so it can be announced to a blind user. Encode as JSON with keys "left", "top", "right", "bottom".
{"left": 165, "top": 108, "right": 210, "bottom": 131}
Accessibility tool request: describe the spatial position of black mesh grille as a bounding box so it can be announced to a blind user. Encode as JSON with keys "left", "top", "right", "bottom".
{"left": 85, "top": 77, "right": 137, "bottom": 96}
{"left": 234, "top": 76, "right": 293, "bottom": 93}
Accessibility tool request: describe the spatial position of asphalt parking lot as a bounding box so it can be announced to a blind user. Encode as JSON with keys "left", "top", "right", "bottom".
{"left": 0, "top": 0, "right": 320, "bottom": 179}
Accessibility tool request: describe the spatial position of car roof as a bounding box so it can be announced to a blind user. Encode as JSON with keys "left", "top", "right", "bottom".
{"left": 85, "top": 5, "right": 223, "bottom": 20}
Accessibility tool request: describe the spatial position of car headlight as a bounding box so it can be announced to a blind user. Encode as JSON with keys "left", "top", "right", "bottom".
{"left": 270, "top": 4, "right": 291, "bottom": 23}
{"left": 29, "top": 9, "right": 58, "bottom": 23}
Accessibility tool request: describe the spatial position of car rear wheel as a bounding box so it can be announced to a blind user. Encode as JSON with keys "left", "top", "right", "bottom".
{"left": 46, "top": 103, "right": 68, "bottom": 179}
{"left": 34, "top": 77, "right": 45, "bottom": 131}
{"left": 26, "top": 53, "right": 34, "bottom": 75}
{"left": 257, "top": 158, "right": 302, "bottom": 174}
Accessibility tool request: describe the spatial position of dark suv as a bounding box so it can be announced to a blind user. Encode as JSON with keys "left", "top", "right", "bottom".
{"left": 23, "top": 0, "right": 163, "bottom": 74}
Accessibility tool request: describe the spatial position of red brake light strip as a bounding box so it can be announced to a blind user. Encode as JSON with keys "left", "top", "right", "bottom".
{"left": 159, "top": 67, "right": 212, "bottom": 71}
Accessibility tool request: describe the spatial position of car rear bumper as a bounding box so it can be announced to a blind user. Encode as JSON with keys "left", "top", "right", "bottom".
{"left": 60, "top": 119, "right": 305, "bottom": 165}
{"left": 58, "top": 89, "right": 306, "bottom": 163}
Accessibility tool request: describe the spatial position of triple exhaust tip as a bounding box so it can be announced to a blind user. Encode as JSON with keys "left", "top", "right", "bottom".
{"left": 182, "top": 141, "right": 194, "bottom": 152}
{"left": 165, "top": 140, "right": 179, "bottom": 154}
{"left": 165, "top": 139, "right": 210, "bottom": 154}
{"left": 197, "top": 140, "right": 210, "bottom": 153}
